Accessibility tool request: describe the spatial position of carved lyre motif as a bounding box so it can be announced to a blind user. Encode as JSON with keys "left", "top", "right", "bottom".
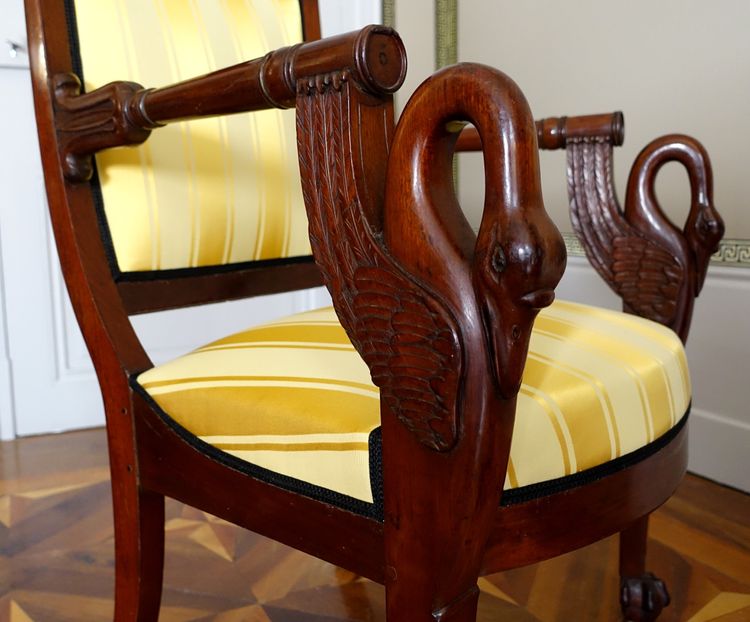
{"left": 296, "top": 60, "right": 566, "bottom": 451}
{"left": 53, "top": 73, "right": 156, "bottom": 182}
{"left": 566, "top": 132, "right": 724, "bottom": 341}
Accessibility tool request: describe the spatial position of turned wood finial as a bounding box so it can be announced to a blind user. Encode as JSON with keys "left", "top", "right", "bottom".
{"left": 536, "top": 111, "right": 625, "bottom": 149}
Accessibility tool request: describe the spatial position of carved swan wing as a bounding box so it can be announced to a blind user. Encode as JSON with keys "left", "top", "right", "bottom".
{"left": 295, "top": 71, "right": 462, "bottom": 452}
{"left": 567, "top": 139, "right": 684, "bottom": 326}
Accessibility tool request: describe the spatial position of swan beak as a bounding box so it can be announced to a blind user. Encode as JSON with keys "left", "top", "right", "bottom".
{"left": 690, "top": 202, "right": 724, "bottom": 294}
{"left": 483, "top": 289, "right": 555, "bottom": 400}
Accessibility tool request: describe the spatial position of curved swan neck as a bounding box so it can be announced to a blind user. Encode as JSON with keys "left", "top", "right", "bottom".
{"left": 624, "top": 136, "right": 706, "bottom": 257}
{"left": 382, "top": 63, "right": 545, "bottom": 316}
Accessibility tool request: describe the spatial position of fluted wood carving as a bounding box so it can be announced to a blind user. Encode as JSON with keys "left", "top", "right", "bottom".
{"left": 52, "top": 73, "right": 153, "bottom": 182}
{"left": 565, "top": 132, "right": 724, "bottom": 342}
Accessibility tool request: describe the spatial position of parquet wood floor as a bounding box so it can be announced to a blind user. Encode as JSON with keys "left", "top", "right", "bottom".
{"left": 1, "top": 428, "right": 748, "bottom": 621}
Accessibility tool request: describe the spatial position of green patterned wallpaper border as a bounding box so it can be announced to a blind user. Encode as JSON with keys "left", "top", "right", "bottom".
{"left": 382, "top": 0, "right": 394, "bottom": 28}
{"left": 563, "top": 233, "right": 749, "bottom": 268}
{"left": 434, "top": 0, "right": 457, "bottom": 68}
{"left": 384, "top": 0, "right": 749, "bottom": 268}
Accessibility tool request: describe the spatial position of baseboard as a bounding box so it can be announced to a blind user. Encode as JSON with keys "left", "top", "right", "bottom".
{"left": 688, "top": 408, "right": 750, "bottom": 494}
{"left": 0, "top": 355, "right": 14, "bottom": 440}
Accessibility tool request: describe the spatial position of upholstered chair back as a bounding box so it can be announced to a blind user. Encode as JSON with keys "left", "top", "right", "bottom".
{"left": 69, "top": 0, "right": 309, "bottom": 274}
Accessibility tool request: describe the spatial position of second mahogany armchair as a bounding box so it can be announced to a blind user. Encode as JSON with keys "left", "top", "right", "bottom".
{"left": 26, "top": 0, "right": 723, "bottom": 620}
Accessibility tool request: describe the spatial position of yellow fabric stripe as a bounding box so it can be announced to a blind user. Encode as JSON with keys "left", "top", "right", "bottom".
{"left": 211, "top": 442, "right": 370, "bottom": 452}
{"left": 201, "top": 433, "right": 372, "bottom": 444}
{"left": 205, "top": 324, "right": 353, "bottom": 348}
{"left": 74, "top": 0, "right": 309, "bottom": 272}
{"left": 222, "top": 447, "right": 374, "bottom": 502}
{"left": 199, "top": 342, "right": 355, "bottom": 354}
{"left": 142, "top": 375, "right": 378, "bottom": 395}
{"left": 519, "top": 385, "right": 575, "bottom": 475}
{"left": 147, "top": 385, "right": 379, "bottom": 437}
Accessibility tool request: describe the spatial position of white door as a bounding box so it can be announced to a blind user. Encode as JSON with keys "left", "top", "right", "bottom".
{"left": 0, "top": 0, "right": 380, "bottom": 439}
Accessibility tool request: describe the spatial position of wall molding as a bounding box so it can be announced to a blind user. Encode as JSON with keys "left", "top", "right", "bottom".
{"left": 563, "top": 232, "right": 750, "bottom": 268}
{"left": 0, "top": 271, "right": 15, "bottom": 439}
{"left": 689, "top": 407, "right": 750, "bottom": 493}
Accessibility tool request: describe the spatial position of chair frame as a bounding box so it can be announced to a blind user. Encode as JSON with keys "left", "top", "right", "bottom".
{"left": 25, "top": 0, "right": 722, "bottom": 620}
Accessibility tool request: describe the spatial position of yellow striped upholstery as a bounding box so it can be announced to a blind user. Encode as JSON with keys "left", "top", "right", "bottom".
{"left": 137, "top": 300, "right": 691, "bottom": 505}
{"left": 73, "top": 0, "right": 310, "bottom": 271}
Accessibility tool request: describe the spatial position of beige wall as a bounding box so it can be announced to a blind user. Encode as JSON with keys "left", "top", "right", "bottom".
{"left": 456, "top": 0, "right": 750, "bottom": 240}
{"left": 391, "top": 1, "right": 750, "bottom": 490}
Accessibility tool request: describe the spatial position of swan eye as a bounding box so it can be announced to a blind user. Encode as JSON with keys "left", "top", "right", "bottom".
{"left": 491, "top": 245, "right": 507, "bottom": 273}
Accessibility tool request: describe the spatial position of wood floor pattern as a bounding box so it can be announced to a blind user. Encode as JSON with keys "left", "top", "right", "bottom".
{"left": 1, "top": 429, "right": 748, "bottom": 621}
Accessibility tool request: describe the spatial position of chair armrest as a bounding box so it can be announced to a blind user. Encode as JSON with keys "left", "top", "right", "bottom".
{"left": 455, "top": 111, "right": 624, "bottom": 152}
{"left": 51, "top": 25, "right": 406, "bottom": 182}
{"left": 535, "top": 111, "right": 724, "bottom": 342}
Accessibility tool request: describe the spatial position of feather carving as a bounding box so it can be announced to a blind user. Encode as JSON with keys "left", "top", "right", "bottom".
{"left": 296, "top": 74, "right": 461, "bottom": 451}
{"left": 567, "top": 139, "right": 683, "bottom": 326}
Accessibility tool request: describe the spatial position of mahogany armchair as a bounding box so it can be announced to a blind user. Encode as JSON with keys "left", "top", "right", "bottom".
{"left": 26, "top": 0, "right": 723, "bottom": 620}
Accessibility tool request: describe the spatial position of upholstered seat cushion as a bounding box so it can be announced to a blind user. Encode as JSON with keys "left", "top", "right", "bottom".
{"left": 136, "top": 300, "right": 690, "bottom": 512}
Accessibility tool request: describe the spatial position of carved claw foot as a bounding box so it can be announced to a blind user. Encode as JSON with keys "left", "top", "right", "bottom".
{"left": 620, "top": 573, "right": 670, "bottom": 622}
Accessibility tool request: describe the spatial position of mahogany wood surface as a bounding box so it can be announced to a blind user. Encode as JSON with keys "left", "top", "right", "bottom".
{"left": 455, "top": 112, "right": 625, "bottom": 152}
{"left": 24, "top": 0, "right": 725, "bottom": 619}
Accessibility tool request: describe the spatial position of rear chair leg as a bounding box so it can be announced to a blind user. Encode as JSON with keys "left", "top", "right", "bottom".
{"left": 619, "top": 515, "right": 670, "bottom": 622}
{"left": 113, "top": 485, "right": 165, "bottom": 622}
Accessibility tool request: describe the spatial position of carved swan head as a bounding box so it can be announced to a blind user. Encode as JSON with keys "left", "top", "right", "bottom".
{"left": 384, "top": 64, "right": 566, "bottom": 401}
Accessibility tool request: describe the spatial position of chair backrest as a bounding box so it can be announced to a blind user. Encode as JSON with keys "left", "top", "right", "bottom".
{"left": 30, "top": 0, "right": 323, "bottom": 317}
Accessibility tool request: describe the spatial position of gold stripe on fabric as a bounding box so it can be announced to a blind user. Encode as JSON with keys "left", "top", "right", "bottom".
{"left": 142, "top": 375, "right": 378, "bottom": 395}
{"left": 522, "top": 356, "right": 611, "bottom": 472}
{"left": 201, "top": 432, "right": 372, "bottom": 444}
{"left": 162, "top": 1, "right": 227, "bottom": 266}
{"left": 531, "top": 327, "right": 649, "bottom": 453}
{"left": 506, "top": 458, "right": 519, "bottom": 489}
{"left": 189, "top": 0, "right": 235, "bottom": 265}
{"left": 76, "top": 0, "right": 153, "bottom": 270}
{"left": 147, "top": 0, "right": 196, "bottom": 268}
{"left": 518, "top": 385, "right": 575, "bottom": 475}
{"left": 211, "top": 442, "right": 370, "bottom": 452}
{"left": 222, "top": 447, "right": 373, "bottom": 502}
{"left": 219, "top": 0, "right": 264, "bottom": 263}
{"left": 221, "top": 0, "right": 274, "bottom": 261}
{"left": 204, "top": 324, "right": 353, "bottom": 348}
{"left": 530, "top": 350, "right": 620, "bottom": 458}
{"left": 535, "top": 314, "right": 678, "bottom": 442}
{"left": 148, "top": 385, "right": 379, "bottom": 436}
{"left": 552, "top": 300, "right": 691, "bottom": 404}
{"left": 251, "top": 2, "right": 289, "bottom": 260}
{"left": 198, "top": 342, "right": 355, "bottom": 354}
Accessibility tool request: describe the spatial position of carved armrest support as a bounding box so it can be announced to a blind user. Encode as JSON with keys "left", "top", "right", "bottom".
{"left": 53, "top": 25, "right": 406, "bottom": 182}
{"left": 544, "top": 111, "right": 724, "bottom": 341}
{"left": 296, "top": 59, "right": 566, "bottom": 451}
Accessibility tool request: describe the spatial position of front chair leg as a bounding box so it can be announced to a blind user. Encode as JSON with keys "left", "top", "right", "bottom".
{"left": 385, "top": 577, "right": 480, "bottom": 622}
{"left": 619, "top": 515, "right": 670, "bottom": 622}
{"left": 113, "top": 485, "right": 165, "bottom": 621}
